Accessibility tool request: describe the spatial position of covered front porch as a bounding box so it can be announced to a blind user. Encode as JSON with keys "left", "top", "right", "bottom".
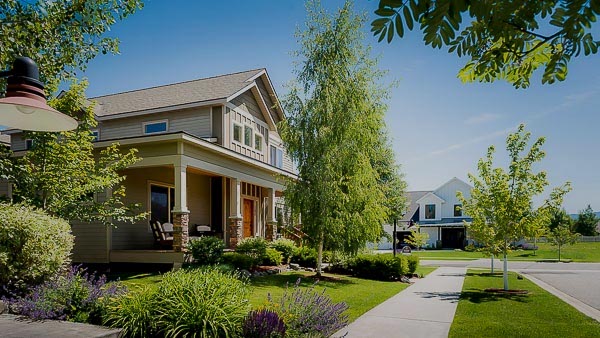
{"left": 72, "top": 133, "right": 290, "bottom": 264}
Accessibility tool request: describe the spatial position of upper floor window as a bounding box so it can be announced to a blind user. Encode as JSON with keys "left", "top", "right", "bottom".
{"left": 270, "top": 145, "right": 283, "bottom": 169}
{"left": 454, "top": 204, "right": 462, "bottom": 217}
{"left": 143, "top": 120, "right": 168, "bottom": 135}
{"left": 425, "top": 204, "right": 436, "bottom": 219}
{"left": 25, "top": 139, "right": 34, "bottom": 150}
{"left": 91, "top": 129, "right": 99, "bottom": 142}
{"left": 255, "top": 134, "right": 263, "bottom": 151}
{"left": 233, "top": 124, "right": 242, "bottom": 142}
{"left": 244, "top": 125, "right": 253, "bottom": 147}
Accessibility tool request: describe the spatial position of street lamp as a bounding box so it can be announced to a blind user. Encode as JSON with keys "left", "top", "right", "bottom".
{"left": 0, "top": 57, "right": 77, "bottom": 132}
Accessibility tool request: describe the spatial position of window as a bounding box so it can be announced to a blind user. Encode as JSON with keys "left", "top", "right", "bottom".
{"left": 150, "top": 184, "right": 175, "bottom": 224}
{"left": 233, "top": 124, "right": 242, "bottom": 142}
{"left": 25, "top": 139, "right": 34, "bottom": 150}
{"left": 143, "top": 120, "right": 168, "bottom": 134}
{"left": 255, "top": 134, "right": 263, "bottom": 151}
{"left": 425, "top": 204, "right": 436, "bottom": 219}
{"left": 270, "top": 145, "right": 283, "bottom": 168}
{"left": 454, "top": 204, "right": 462, "bottom": 217}
{"left": 244, "top": 125, "right": 253, "bottom": 146}
{"left": 90, "top": 130, "right": 99, "bottom": 142}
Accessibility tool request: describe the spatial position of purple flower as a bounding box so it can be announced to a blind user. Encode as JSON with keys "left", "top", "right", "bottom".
{"left": 243, "top": 309, "right": 286, "bottom": 338}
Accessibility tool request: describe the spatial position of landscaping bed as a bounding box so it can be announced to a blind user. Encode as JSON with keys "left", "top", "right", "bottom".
{"left": 449, "top": 270, "right": 600, "bottom": 337}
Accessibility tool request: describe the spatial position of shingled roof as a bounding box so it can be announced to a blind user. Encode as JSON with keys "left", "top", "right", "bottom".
{"left": 92, "top": 68, "right": 265, "bottom": 117}
{"left": 400, "top": 191, "right": 430, "bottom": 222}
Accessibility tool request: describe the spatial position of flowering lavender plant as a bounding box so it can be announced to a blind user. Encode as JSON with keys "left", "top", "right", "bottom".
{"left": 269, "top": 278, "right": 349, "bottom": 337}
{"left": 6, "top": 265, "right": 125, "bottom": 324}
{"left": 243, "top": 308, "right": 286, "bottom": 338}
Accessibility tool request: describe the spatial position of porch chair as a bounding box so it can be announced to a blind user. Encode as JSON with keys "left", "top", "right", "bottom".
{"left": 150, "top": 220, "right": 173, "bottom": 249}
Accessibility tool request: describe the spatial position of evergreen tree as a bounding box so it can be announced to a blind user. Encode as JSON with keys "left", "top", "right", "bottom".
{"left": 573, "top": 205, "right": 599, "bottom": 236}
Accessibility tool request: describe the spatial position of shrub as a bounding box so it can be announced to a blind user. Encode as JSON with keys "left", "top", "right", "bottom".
{"left": 243, "top": 309, "right": 286, "bottom": 338}
{"left": 268, "top": 278, "right": 348, "bottom": 337}
{"left": 222, "top": 252, "right": 255, "bottom": 270}
{"left": 188, "top": 236, "right": 225, "bottom": 265}
{"left": 106, "top": 268, "right": 249, "bottom": 338}
{"left": 262, "top": 248, "right": 283, "bottom": 266}
{"left": 0, "top": 203, "right": 74, "bottom": 294}
{"left": 464, "top": 243, "right": 477, "bottom": 252}
{"left": 236, "top": 237, "right": 269, "bottom": 263}
{"left": 406, "top": 255, "right": 419, "bottom": 274}
{"left": 269, "top": 238, "right": 296, "bottom": 264}
{"left": 8, "top": 266, "right": 124, "bottom": 324}
{"left": 291, "top": 246, "right": 318, "bottom": 268}
{"left": 347, "top": 254, "right": 408, "bottom": 280}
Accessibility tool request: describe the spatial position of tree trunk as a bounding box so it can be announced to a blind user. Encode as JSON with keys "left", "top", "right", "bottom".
{"left": 503, "top": 248, "right": 509, "bottom": 291}
{"left": 558, "top": 244, "right": 561, "bottom": 262}
{"left": 491, "top": 254, "right": 494, "bottom": 273}
{"left": 316, "top": 235, "right": 324, "bottom": 277}
{"left": 533, "top": 237, "right": 537, "bottom": 256}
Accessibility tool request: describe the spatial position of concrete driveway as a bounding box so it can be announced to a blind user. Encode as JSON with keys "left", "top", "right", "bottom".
{"left": 421, "top": 259, "right": 600, "bottom": 321}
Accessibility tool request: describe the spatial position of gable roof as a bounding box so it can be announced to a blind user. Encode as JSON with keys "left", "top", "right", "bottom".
{"left": 434, "top": 177, "right": 473, "bottom": 193}
{"left": 401, "top": 191, "right": 430, "bottom": 222}
{"left": 92, "top": 69, "right": 267, "bottom": 118}
{"left": 416, "top": 191, "right": 446, "bottom": 204}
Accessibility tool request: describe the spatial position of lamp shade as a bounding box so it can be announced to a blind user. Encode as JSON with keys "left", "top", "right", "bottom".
{"left": 0, "top": 57, "right": 78, "bottom": 132}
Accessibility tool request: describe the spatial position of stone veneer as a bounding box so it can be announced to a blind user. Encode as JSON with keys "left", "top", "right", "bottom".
{"left": 227, "top": 216, "right": 243, "bottom": 249}
{"left": 172, "top": 211, "right": 190, "bottom": 252}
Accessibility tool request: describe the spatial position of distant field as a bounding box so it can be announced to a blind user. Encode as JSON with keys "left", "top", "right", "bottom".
{"left": 411, "top": 241, "right": 600, "bottom": 262}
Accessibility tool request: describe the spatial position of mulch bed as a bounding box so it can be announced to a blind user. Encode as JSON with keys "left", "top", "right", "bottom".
{"left": 484, "top": 288, "right": 529, "bottom": 295}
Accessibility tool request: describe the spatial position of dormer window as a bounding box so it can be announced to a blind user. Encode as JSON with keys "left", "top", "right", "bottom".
{"left": 244, "top": 125, "right": 253, "bottom": 147}
{"left": 255, "top": 134, "right": 263, "bottom": 151}
{"left": 233, "top": 124, "right": 242, "bottom": 142}
{"left": 143, "top": 120, "right": 168, "bottom": 135}
{"left": 454, "top": 204, "right": 462, "bottom": 217}
{"left": 425, "top": 204, "right": 436, "bottom": 219}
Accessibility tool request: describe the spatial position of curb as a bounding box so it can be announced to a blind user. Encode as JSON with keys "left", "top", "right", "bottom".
{"left": 518, "top": 271, "right": 600, "bottom": 323}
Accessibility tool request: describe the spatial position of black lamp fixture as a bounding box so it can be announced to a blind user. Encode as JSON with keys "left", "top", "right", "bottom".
{"left": 0, "top": 57, "right": 77, "bottom": 132}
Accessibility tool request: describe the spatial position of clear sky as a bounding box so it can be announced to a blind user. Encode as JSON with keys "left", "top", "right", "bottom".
{"left": 80, "top": 0, "right": 600, "bottom": 214}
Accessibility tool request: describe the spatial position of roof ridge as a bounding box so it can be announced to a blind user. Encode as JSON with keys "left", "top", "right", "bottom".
{"left": 91, "top": 68, "right": 265, "bottom": 100}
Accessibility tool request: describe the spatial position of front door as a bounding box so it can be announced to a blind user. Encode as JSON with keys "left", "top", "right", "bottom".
{"left": 243, "top": 199, "right": 254, "bottom": 238}
{"left": 442, "top": 228, "right": 465, "bottom": 249}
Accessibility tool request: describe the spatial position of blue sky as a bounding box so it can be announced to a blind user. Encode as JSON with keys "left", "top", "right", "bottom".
{"left": 80, "top": 0, "right": 600, "bottom": 214}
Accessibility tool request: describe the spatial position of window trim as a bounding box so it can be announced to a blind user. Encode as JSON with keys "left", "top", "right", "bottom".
{"left": 142, "top": 119, "right": 169, "bottom": 135}
{"left": 270, "top": 145, "right": 283, "bottom": 169}
{"left": 25, "top": 139, "right": 34, "bottom": 150}
{"left": 233, "top": 123, "right": 242, "bottom": 143}
{"left": 425, "top": 204, "right": 436, "bottom": 220}
{"left": 147, "top": 181, "right": 175, "bottom": 231}
{"left": 254, "top": 133, "right": 263, "bottom": 151}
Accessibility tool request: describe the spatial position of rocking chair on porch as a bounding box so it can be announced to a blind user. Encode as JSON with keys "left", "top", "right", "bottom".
{"left": 150, "top": 220, "right": 173, "bottom": 249}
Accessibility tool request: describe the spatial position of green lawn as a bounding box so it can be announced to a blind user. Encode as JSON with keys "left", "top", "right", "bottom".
{"left": 449, "top": 270, "right": 600, "bottom": 337}
{"left": 110, "top": 266, "right": 437, "bottom": 323}
{"left": 413, "top": 241, "right": 600, "bottom": 262}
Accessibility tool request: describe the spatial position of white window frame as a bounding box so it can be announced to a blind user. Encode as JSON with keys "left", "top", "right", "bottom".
{"left": 233, "top": 123, "right": 242, "bottom": 143}
{"left": 244, "top": 124, "right": 253, "bottom": 147}
{"left": 425, "top": 204, "right": 436, "bottom": 220}
{"left": 143, "top": 119, "right": 169, "bottom": 135}
{"left": 270, "top": 145, "right": 283, "bottom": 169}
{"left": 255, "top": 133, "right": 263, "bottom": 151}
{"left": 147, "top": 181, "right": 175, "bottom": 231}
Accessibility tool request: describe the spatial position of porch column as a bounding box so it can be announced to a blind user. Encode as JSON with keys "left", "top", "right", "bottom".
{"left": 172, "top": 164, "right": 190, "bottom": 253}
{"left": 265, "top": 187, "right": 277, "bottom": 241}
{"left": 227, "top": 177, "right": 243, "bottom": 249}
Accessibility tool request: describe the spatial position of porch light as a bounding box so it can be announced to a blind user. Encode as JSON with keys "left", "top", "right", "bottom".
{"left": 0, "top": 57, "right": 77, "bottom": 132}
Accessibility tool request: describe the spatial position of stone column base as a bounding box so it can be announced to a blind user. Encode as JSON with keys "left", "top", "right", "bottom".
{"left": 172, "top": 211, "right": 190, "bottom": 252}
{"left": 227, "top": 216, "right": 243, "bottom": 249}
{"left": 266, "top": 221, "right": 277, "bottom": 241}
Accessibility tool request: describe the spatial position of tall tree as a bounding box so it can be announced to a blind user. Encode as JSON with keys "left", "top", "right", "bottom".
{"left": 371, "top": 1, "right": 600, "bottom": 88}
{"left": 573, "top": 205, "right": 599, "bottom": 236}
{"left": 458, "top": 124, "right": 571, "bottom": 290}
{"left": 280, "top": 0, "right": 405, "bottom": 276}
{"left": 0, "top": 0, "right": 143, "bottom": 92}
{"left": 4, "top": 81, "right": 144, "bottom": 225}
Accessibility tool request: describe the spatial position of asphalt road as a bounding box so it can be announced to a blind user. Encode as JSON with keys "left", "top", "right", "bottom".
{"left": 421, "top": 259, "right": 600, "bottom": 312}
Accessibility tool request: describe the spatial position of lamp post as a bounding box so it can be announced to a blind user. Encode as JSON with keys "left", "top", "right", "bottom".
{"left": 0, "top": 57, "right": 77, "bottom": 132}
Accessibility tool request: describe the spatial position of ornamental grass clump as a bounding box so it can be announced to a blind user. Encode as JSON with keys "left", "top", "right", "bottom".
{"left": 242, "top": 309, "right": 286, "bottom": 338}
{"left": 268, "top": 278, "right": 348, "bottom": 337}
{"left": 105, "top": 267, "right": 249, "bottom": 338}
{"left": 7, "top": 265, "right": 124, "bottom": 324}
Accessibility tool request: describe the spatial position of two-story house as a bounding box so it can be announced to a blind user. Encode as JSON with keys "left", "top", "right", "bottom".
{"left": 400, "top": 177, "right": 473, "bottom": 249}
{"left": 1, "top": 68, "right": 296, "bottom": 265}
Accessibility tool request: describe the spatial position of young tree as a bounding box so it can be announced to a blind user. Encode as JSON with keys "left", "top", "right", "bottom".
{"left": 0, "top": 0, "right": 143, "bottom": 92}
{"left": 458, "top": 124, "right": 571, "bottom": 290}
{"left": 5, "top": 81, "right": 144, "bottom": 225}
{"left": 548, "top": 223, "right": 580, "bottom": 262}
{"left": 280, "top": 1, "right": 405, "bottom": 276}
{"left": 371, "top": 1, "right": 600, "bottom": 88}
{"left": 573, "top": 205, "right": 599, "bottom": 236}
{"left": 405, "top": 225, "right": 429, "bottom": 250}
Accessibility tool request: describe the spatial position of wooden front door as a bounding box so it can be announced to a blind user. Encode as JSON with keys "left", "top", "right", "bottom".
{"left": 243, "top": 199, "right": 254, "bottom": 238}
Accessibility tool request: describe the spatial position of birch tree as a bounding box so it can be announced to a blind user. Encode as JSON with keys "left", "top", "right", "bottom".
{"left": 280, "top": 0, "right": 405, "bottom": 276}
{"left": 458, "top": 124, "right": 571, "bottom": 290}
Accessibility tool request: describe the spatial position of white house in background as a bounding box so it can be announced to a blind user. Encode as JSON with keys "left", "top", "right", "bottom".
{"left": 376, "top": 177, "right": 473, "bottom": 250}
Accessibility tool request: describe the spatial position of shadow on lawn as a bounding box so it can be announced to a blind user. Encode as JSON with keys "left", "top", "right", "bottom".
{"left": 460, "top": 288, "right": 530, "bottom": 304}
{"left": 250, "top": 273, "right": 356, "bottom": 290}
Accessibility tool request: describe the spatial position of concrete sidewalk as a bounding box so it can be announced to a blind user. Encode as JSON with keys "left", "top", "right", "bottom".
{"left": 335, "top": 267, "right": 466, "bottom": 338}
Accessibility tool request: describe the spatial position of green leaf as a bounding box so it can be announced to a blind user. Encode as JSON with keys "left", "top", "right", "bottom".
{"left": 395, "top": 13, "right": 404, "bottom": 37}
{"left": 403, "top": 6, "right": 414, "bottom": 30}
